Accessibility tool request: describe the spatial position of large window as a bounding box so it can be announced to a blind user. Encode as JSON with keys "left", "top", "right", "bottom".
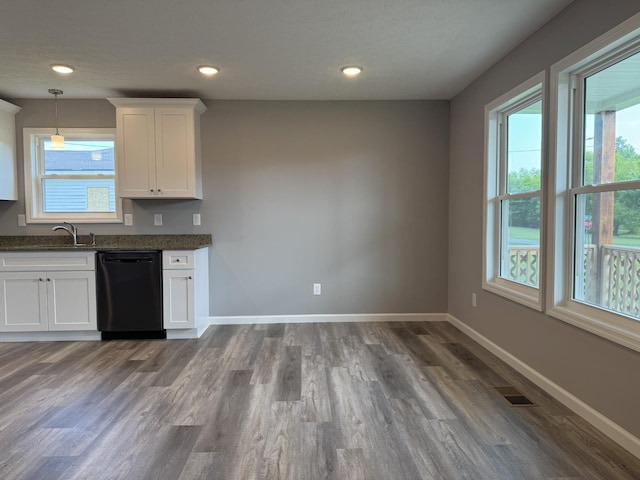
{"left": 550, "top": 15, "right": 640, "bottom": 352}
{"left": 23, "top": 128, "right": 121, "bottom": 223}
{"left": 484, "top": 72, "right": 545, "bottom": 311}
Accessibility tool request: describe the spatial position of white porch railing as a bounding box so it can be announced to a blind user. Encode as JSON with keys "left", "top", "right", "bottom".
{"left": 600, "top": 245, "right": 640, "bottom": 318}
{"left": 507, "top": 244, "right": 640, "bottom": 319}
{"left": 507, "top": 247, "right": 539, "bottom": 287}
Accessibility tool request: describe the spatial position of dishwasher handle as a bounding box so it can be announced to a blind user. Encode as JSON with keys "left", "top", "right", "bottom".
{"left": 103, "top": 257, "right": 155, "bottom": 263}
{"left": 98, "top": 251, "right": 161, "bottom": 264}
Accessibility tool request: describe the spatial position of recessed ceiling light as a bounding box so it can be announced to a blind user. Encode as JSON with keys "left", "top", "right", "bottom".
{"left": 198, "top": 65, "right": 220, "bottom": 76}
{"left": 341, "top": 66, "right": 363, "bottom": 77}
{"left": 50, "top": 64, "right": 75, "bottom": 74}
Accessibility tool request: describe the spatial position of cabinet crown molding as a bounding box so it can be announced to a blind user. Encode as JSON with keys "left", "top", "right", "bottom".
{"left": 0, "top": 99, "right": 21, "bottom": 114}
{"left": 106, "top": 98, "right": 206, "bottom": 114}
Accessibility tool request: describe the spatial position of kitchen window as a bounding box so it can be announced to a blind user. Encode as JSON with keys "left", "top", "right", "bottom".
{"left": 23, "top": 128, "right": 121, "bottom": 223}
{"left": 484, "top": 72, "right": 545, "bottom": 311}
{"left": 549, "top": 14, "right": 640, "bottom": 352}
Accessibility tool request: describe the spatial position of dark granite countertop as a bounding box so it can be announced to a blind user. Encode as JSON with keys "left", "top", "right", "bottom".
{"left": 0, "top": 234, "right": 212, "bottom": 252}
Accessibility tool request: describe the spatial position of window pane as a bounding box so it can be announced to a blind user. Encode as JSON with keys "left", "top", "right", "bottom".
{"left": 42, "top": 178, "right": 116, "bottom": 213}
{"left": 574, "top": 190, "right": 640, "bottom": 319}
{"left": 43, "top": 140, "right": 115, "bottom": 175}
{"left": 583, "top": 51, "right": 640, "bottom": 186}
{"left": 501, "top": 197, "right": 540, "bottom": 287}
{"left": 506, "top": 100, "right": 542, "bottom": 193}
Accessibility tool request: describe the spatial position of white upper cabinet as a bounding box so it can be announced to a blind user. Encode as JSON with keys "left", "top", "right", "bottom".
{"left": 0, "top": 100, "right": 21, "bottom": 201}
{"left": 108, "top": 98, "right": 207, "bottom": 199}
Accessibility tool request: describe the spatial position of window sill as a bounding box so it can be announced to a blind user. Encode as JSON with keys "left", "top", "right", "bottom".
{"left": 27, "top": 218, "right": 123, "bottom": 224}
{"left": 483, "top": 279, "right": 543, "bottom": 312}
{"left": 548, "top": 303, "right": 640, "bottom": 354}
{"left": 26, "top": 212, "right": 123, "bottom": 224}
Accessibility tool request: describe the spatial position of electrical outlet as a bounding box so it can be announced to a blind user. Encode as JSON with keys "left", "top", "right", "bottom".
{"left": 193, "top": 213, "right": 201, "bottom": 226}
{"left": 313, "top": 283, "right": 322, "bottom": 295}
{"left": 17, "top": 214, "right": 26, "bottom": 227}
{"left": 154, "top": 214, "right": 163, "bottom": 226}
{"left": 124, "top": 214, "right": 133, "bottom": 226}
{"left": 472, "top": 293, "right": 477, "bottom": 308}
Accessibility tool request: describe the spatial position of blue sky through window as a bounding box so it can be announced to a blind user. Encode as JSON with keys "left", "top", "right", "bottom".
{"left": 508, "top": 109, "right": 542, "bottom": 173}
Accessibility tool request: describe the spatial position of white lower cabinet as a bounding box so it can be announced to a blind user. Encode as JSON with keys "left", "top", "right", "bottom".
{"left": 163, "top": 269, "right": 195, "bottom": 329}
{"left": 47, "top": 271, "right": 97, "bottom": 331}
{"left": 0, "top": 272, "right": 47, "bottom": 331}
{"left": 0, "top": 248, "right": 210, "bottom": 339}
{"left": 162, "top": 248, "right": 209, "bottom": 335}
{"left": 0, "top": 252, "right": 97, "bottom": 333}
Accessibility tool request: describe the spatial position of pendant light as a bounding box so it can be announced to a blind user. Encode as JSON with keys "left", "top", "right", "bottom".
{"left": 48, "top": 89, "right": 64, "bottom": 149}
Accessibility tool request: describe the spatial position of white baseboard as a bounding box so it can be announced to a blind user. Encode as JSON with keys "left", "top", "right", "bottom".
{"left": 0, "top": 331, "right": 101, "bottom": 343}
{"left": 446, "top": 314, "right": 640, "bottom": 460}
{"left": 166, "top": 328, "right": 198, "bottom": 340}
{"left": 165, "top": 323, "right": 211, "bottom": 339}
{"left": 209, "top": 312, "right": 447, "bottom": 325}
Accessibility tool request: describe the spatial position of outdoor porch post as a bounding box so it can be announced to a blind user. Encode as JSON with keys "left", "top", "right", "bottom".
{"left": 592, "top": 110, "right": 615, "bottom": 303}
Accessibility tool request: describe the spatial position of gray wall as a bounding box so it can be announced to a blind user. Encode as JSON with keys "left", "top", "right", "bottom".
{"left": 0, "top": 99, "right": 450, "bottom": 316}
{"left": 448, "top": 0, "right": 640, "bottom": 437}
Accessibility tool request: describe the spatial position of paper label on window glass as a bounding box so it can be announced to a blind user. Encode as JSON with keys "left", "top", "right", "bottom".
{"left": 87, "top": 187, "right": 110, "bottom": 212}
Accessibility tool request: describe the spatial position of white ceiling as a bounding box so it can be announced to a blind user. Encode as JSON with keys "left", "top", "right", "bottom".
{"left": 0, "top": 0, "right": 574, "bottom": 100}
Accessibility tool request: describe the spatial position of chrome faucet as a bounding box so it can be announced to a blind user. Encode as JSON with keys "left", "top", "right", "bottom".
{"left": 52, "top": 221, "right": 79, "bottom": 246}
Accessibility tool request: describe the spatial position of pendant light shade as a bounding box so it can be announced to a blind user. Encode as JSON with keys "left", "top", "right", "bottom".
{"left": 51, "top": 133, "right": 64, "bottom": 149}
{"left": 48, "top": 89, "right": 64, "bottom": 149}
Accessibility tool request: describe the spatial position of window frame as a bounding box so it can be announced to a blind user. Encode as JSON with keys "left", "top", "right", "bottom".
{"left": 23, "top": 127, "right": 122, "bottom": 224}
{"left": 483, "top": 71, "right": 546, "bottom": 311}
{"left": 548, "top": 13, "right": 640, "bottom": 353}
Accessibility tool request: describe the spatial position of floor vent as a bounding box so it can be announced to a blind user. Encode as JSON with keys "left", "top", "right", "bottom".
{"left": 494, "top": 386, "right": 535, "bottom": 406}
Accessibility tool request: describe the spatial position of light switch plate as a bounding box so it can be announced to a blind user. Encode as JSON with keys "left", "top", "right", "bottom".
{"left": 124, "top": 214, "right": 133, "bottom": 226}
{"left": 17, "top": 214, "right": 26, "bottom": 227}
{"left": 193, "top": 213, "right": 201, "bottom": 226}
{"left": 154, "top": 214, "right": 163, "bottom": 226}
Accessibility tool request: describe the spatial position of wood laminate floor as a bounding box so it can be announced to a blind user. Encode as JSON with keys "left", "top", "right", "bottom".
{"left": 0, "top": 321, "right": 638, "bottom": 480}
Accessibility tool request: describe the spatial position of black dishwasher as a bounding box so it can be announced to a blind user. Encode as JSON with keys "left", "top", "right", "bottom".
{"left": 96, "top": 251, "right": 165, "bottom": 340}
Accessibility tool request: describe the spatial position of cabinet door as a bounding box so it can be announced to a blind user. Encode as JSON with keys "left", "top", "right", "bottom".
{"left": 162, "top": 269, "right": 195, "bottom": 329}
{"left": 155, "top": 108, "right": 197, "bottom": 198}
{"left": 0, "top": 272, "right": 47, "bottom": 332}
{"left": 46, "top": 271, "right": 97, "bottom": 331}
{"left": 116, "top": 107, "right": 157, "bottom": 198}
{"left": 0, "top": 100, "right": 20, "bottom": 201}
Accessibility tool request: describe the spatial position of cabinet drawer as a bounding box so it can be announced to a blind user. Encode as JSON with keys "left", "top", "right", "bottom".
{"left": 162, "top": 250, "right": 194, "bottom": 269}
{"left": 0, "top": 252, "right": 95, "bottom": 271}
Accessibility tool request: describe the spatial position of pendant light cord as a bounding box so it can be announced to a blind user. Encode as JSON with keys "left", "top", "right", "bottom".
{"left": 48, "top": 88, "right": 63, "bottom": 134}
{"left": 54, "top": 92, "right": 59, "bottom": 135}
{"left": 48, "top": 88, "right": 64, "bottom": 149}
